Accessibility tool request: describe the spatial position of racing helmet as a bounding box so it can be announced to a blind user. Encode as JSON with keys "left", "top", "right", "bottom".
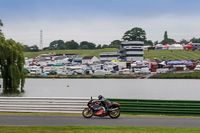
{"left": 98, "top": 95, "right": 103, "bottom": 100}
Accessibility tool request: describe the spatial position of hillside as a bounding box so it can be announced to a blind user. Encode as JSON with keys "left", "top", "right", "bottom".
{"left": 24, "top": 48, "right": 118, "bottom": 58}
{"left": 24, "top": 49, "right": 200, "bottom": 61}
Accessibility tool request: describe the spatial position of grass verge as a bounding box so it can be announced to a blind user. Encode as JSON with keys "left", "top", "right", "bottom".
{"left": 150, "top": 72, "right": 200, "bottom": 79}
{"left": 24, "top": 49, "right": 200, "bottom": 61}
{"left": 1, "top": 112, "right": 200, "bottom": 118}
{"left": 0, "top": 126, "right": 200, "bottom": 133}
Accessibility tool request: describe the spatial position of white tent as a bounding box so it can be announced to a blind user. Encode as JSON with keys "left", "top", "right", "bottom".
{"left": 168, "top": 44, "right": 183, "bottom": 50}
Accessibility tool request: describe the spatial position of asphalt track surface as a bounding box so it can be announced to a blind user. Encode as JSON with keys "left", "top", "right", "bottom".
{"left": 0, "top": 115, "right": 200, "bottom": 128}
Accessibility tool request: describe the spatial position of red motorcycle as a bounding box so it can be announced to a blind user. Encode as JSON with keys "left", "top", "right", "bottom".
{"left": 82, "top": 97, "right": 120, "bottom": 118}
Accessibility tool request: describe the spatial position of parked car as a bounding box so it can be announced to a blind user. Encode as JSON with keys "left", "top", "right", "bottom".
{"left": 93, "top": 70, "right": 106, "bottom": 75}
{"left": 163, "top": 65, "right": 176, "bottom": 73}
{"left": 167, "top": 67, "right": 176, "bottom": 73}
{"left": 122, "top": 69, "right": 130, "bottom": 74}
{"left": 105, "top": 71, "right": 111, "bottom": 75}
{"left": 48, "top": 71, "right": 57, "bottom": 75}
{"left": 156, "top": 68, "right": 170, "bottom": 74}
{"left": 194, "top": 65, "right": 200, "bottom": 71}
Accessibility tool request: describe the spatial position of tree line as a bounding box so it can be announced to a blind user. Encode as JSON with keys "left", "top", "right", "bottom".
{"left": 22, "top": 27, "right": 200, "bottom": 52}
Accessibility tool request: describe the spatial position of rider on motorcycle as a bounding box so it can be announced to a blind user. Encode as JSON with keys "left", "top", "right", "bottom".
{"left": 97, "top": 95, "right": 111, "bottom": 113}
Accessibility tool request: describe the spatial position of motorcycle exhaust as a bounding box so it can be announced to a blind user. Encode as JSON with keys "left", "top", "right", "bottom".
{"left": 109, "top": 108, "right": 118, "bottom": 111}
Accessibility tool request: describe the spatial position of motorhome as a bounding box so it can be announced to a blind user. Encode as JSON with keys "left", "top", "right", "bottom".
{"left": 65, "top": 66, "right": 84, "bottom": 75}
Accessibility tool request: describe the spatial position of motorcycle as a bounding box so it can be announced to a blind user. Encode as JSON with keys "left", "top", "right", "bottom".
{"left": 82, "top": 97, "right": 120, "bottom": 118}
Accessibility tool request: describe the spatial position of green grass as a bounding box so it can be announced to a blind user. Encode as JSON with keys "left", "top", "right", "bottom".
{"left": 0, "top": 126, "right": 200, "bottom": 133}
{"left": 1, "top": 112, "right": 200, "bottom": 118}
{"left": 150, "top": 72, "right": 200, "bottom": 79}
{"left": 24, "top": 48, "right": 118, "bottom": 58}
{"left": 24, "top": 49, "right": 200, "bottom": 60}
{"left": 144, "top": 50, "right": 200, "bottom": 61}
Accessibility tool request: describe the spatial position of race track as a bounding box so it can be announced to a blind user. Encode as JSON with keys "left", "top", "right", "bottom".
{"left": 0, "top": 115, "right": 200, "bottom": 128}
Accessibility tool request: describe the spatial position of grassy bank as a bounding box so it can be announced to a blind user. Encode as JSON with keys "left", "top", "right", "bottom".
{"left": 150, "top": 72, "right": 200, "bottom": 79}
{"left": 24, "top": 48, "right": 118, "bottom": 58}
{"left": 0, "top": 126, "right": 199, "bottom": 133}
{"left": 26, "top": 74, "right": 140, "bottom": 79}
{"left": 24, "top": 49, "right": 200, "bottom": 61}
{"left": 144, "top": 49, "right": 200, "bottom": 61}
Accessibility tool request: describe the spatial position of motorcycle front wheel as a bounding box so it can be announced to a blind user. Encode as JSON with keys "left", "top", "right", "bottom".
{"left": 82, "top": 108, "right": 94, "bottom": 118}
{"left": 108, "top": 108, "right": 120, "bottom": 119}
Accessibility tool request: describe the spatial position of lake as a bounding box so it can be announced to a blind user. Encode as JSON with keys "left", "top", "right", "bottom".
{"left": 1, "top": 79, "right": 199, "bottom": 100}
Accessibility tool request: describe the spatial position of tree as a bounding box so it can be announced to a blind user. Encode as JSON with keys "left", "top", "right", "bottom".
{"left": 154, "top": 40, "right": 159, "bottom": 45}
{"left": 29, "top": 45, "right": 39, "bottom": 52}
{"left": 96, "top": 44, "right": 102, "bottom": 49}
{"left": 160, "top": 38, "right": 176, "bottom": 44}
{"left": 23, "top": 45, "right": 29, "bottom": 52}
{"left": 164, "top": 31, "right": 168, "bottom": 40}
{"left": 145, "top": 40, "right": 153, "bottom": 46}
{"left": 0, "top": 19, "right": 3, "bottom": 37}
{"left": 122, "top": 27, "right": 146, "bottom": 41}
{"left": 49, "top": 40, "right": 65, "bottom": 49}
{"left": 190, "top": 37, "right": 200, "bottom": 43}
{"left": 0, "top": 39, "right": 26, "bottom": 94}
{"left": 66, "top": 40, "right": 79, "bottom": 49}
{"left": 109, "top": 40, "right": 121, "bottom": 48}
{"left": 79, "top": 45, "right": 88, "bottom": 49}
{"left": 160, "top": 31, "right": 176, "bottom": 44}
{"left": 102, "top": 44, "right": 108, "bottom": 49}
{"left": 179, "top": 39, "right": 188, "bottom": 44}
{"left": 80, "top": 41, "right": 96, "bottom": 49}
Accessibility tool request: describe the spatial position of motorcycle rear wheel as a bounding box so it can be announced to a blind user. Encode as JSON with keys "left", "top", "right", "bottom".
{"left": 82, "top": 108, "right": 93, "bottom": 118}
{"left": 108, "top": 108, "right": 120, "bottom": 119}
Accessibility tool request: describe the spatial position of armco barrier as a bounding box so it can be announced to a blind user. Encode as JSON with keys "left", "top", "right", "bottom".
{"left": 1, "top": 97, "right": 200, "bottom": 116}
{"left": 108, "top": 99, "right": 200, "bottom": 116}
{"left": 0, "top": 97, "right": 91, "bottom": 113}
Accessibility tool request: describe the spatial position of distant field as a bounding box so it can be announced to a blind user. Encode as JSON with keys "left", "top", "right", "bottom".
{"left": 24, "top": 48, "right": 118, "bottom": 58}
{"left": 144, "top": 50, "right": 200, "bottom": 61}
{"left": 24, "top": 49, "right": 200, "bottom": 61}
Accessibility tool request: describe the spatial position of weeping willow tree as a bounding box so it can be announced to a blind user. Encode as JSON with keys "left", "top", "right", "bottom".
{"left": 0, "top": 19, "right": 3, "bottom": 37}
{"left": 0, "top": 20, "right": 26, "bottom": 94}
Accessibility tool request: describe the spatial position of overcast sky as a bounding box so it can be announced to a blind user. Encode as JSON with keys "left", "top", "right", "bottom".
{"left": 1, "top": 0, "right": 200, "bottom": 47}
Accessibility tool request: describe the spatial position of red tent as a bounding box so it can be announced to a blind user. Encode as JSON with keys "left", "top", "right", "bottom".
{"left": 184, "top": 45, "right": 194, "bottom": 50}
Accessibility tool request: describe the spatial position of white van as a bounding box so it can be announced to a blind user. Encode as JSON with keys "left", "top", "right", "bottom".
{"left": 134, "top": 68, "right": 141, "bottom": 74}
{"left": 122, "top": 69, "right": 130, "bottom": 74}
{"left": 140, "top": 67, "right": 151, "bottom": 74}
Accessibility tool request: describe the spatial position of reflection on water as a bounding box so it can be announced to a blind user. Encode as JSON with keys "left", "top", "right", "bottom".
{"left": 0, "top": 79, "right": 200, "bottom": 100}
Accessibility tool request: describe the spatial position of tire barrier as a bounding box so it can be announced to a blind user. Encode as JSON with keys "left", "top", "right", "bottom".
{"left": 108, "top": 98, "right": 200, "bottom": 116}
{"left": 0, "top": 97, "right": 90, "bottom": 113}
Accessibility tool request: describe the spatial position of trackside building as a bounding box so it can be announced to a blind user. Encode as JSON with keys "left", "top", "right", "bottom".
{"left": 99, "top": 41, "right": 144, "bottom": 62}
{"left": 119, "top": 41, "right": 144, "bottom": 62}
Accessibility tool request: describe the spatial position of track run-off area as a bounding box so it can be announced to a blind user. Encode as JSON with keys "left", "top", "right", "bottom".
{"left": 0, "top": 115, "right": 200, "bottom": 128}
